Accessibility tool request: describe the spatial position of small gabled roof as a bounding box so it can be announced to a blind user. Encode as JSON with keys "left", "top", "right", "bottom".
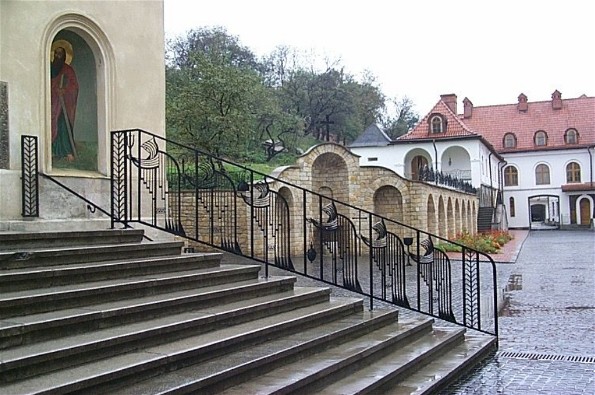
{"left": 396, "top": 100, "right": 479, "bottom": 141}
{"left": 349, "top": 124, "right": 392, "bottom": 147}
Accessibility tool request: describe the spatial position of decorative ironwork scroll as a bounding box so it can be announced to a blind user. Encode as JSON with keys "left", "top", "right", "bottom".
{"left": 361, "top": 220, "right": 410, "bottom": 308}
{"left": 409, "top": 237, "right": 456, "bottom": 322}
{"left": 308, "top": 202, "right": 362, "bottom": 292}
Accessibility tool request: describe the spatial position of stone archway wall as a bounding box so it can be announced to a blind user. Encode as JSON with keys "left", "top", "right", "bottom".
{"left": 270, "top": 143, "right": 479, "bottom": 250}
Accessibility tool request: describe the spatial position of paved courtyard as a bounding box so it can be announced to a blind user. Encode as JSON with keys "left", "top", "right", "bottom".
{"left": 445, "top": 229, "right": 595, "bottom": 394}
{"left": 223, "top": 229, "right": 595, "bottom": 393}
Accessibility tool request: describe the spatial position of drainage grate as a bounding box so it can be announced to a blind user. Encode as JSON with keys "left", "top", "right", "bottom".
{"left": 499, "top": 351, "right": 595, "bottom": 364}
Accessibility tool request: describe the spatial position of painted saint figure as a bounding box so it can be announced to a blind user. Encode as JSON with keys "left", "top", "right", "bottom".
{"left": 51, "top": 42, "right": 79, "bottom": 161}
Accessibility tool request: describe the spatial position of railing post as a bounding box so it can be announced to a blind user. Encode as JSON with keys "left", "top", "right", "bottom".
{"left": 21, "top": 135, "right": 39, "bottom": 218}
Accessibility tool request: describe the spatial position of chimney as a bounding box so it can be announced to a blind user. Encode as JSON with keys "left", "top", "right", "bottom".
{"left": 463, "top": 97, "right": 473, "bottom": 119}
{"left": 517, "top": 93, "right": 528, "bottom": 112}
{"left": 552, "top": 90, "right": 562, "bottom": 110}
{"left": 440, "top": 94, "right": 458, "bottom": 114}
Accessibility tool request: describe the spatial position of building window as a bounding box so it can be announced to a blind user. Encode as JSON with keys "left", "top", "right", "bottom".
{"left": 565, "top": 128, "right": 579, "bottom": 144}
{"left": 430, "top": 115, "right": 444, "bottom": 134}
{"left": 566, "top": 162, "right": 581, "bottom": 183}
{"left": 535, "top": 164, "right": 550, "bottom": 185}
{"left": 509, "top": 197, "right": 515, "bottom": 217}
{"left": 504, "top": 166, "right": 518, "bottom": 186}
{"left": 368, "top": 157, "right": 378, "bottom": 162}
{"left": 503, "top": 133, "right": 517, "bottom": 148}
{"left": 534, "top": 130, "right": 548, "bottom": 146}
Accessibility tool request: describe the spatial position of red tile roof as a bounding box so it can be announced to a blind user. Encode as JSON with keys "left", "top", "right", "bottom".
{"left": 463, "top": 95, "right": 595, "bottom": 153}
{"left": 397, "top": 94, "right": 595, "bottom": 154}
{"left": 398, "top": 101, "right": 479, "bottom": 140}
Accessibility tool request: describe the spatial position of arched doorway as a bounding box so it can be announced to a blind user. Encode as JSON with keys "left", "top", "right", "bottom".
{"left": 579, "top": 198, "right": 592, "bottom": 225}
{"left": 51, "top": 29, "right": 98, "bottom": 171}
{"left": 528, "top": 195, "right": 560, "bottom": 230}
{"left": 411, "top": 155, "right": 429, "bottom": 181}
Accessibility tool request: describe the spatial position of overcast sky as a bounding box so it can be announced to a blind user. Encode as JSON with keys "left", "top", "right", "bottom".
{"left": 164, "top": 0, "right": 595, "bottom": 115}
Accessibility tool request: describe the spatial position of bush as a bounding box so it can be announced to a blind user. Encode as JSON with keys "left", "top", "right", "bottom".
{"left": 437, "top": 230, "right": 514, "bottom": 254}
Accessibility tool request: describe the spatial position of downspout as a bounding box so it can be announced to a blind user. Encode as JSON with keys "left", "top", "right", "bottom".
{"left": 432, "top": 139, "right": 438, "bottom": 185}
{"left": 488, "top": 152, "right": 494, "bottom": 207}
{"left": 588, "top": 145, "right": 594, "bottom": 187}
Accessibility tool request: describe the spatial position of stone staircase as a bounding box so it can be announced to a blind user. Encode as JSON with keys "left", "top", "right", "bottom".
{"left": 0, "top": 228, "right": 496, "bottom": 394}
{"left": 477, "top": 207, "right": 495, "bottom": 232}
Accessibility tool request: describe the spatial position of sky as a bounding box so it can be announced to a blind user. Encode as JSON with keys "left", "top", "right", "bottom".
{"left": 164, "top": 0, "right": 595, "bottom": 116}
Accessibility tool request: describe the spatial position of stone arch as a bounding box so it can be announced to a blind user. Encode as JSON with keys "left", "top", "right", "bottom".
{"left": 467, "top": 201, "right": 472, "bottom": 233}
{"left": 427, "top": 194, "right": 437, "bottom": 236}
{"left": 312, "top": 152, "right": 349, "bottom": 207}
{"left": 373, "top": 185, "right": 403, "bottom": 221}
{"left": 447, "top": 197, "right": 454, "bottom": 239}
{"left": 277, "top": 186, "right": 299, "bottom": 255}
{"left": 438, "top": 196, "right": 447, "bottom": 238}
{"left": 44, "top": 13, "right": 115, "bottom": 175}
{"left": 472, "top": 201, "right": 477, "bottom": 233}
{"left": 461, "top": 200, "right": 467, "bottom": 232}
{"left": 455, "top": 199, "right": 461, "bottom": 237}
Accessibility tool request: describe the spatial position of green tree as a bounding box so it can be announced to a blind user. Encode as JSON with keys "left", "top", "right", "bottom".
{"left": 381, "top": 96, "right": 419, "bottom": 139}
{"left": 166, "top": 27, "right": 267, "bottom": 159}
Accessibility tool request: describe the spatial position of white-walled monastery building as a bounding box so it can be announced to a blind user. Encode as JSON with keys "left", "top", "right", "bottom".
{"left": 350, "top": 92, "right": 594, "bottom": 230}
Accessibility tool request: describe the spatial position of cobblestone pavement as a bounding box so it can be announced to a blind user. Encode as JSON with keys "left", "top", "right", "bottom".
{"left": 445, "top": 230, "right": 595, "bottom": 394}
{"left": 222, "top": 229, "right": 595, "bottom": 394}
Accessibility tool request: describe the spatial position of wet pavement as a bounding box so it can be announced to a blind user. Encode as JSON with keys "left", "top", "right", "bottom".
{"left": 222, "top": 229, "right": 595, "bottom": 394}
{"left": 445, "top": 230, "right": 595, "bottom": 394}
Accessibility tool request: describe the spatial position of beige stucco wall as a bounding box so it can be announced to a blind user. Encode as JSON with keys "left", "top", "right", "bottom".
{"left": 0, "top": 0, "right": 165, "bottom": 221}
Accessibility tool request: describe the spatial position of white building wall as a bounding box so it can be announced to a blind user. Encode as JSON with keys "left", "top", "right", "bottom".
{"left": 502, "top": 148, "right": 593, "bottom": 228}
{"left": 0, "top": 0, "right": 165, "bottom": 221}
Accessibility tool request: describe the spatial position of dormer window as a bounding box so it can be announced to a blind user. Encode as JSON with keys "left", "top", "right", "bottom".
{"left": 503, "top": 133, "right": 517, "bottom": 149}
{"left": 565, "top": 128, "right": 579, "bottom": 144}
{"left": 429, "top": 114, "right": 445, "bottom": 134}
{"left": 534, "top": 130, "right": 548, "bottom": 146}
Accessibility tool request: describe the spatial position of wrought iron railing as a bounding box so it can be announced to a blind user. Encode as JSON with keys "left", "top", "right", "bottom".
{"left": 111, "top": 129, "right": 498, "bottom": 336}
{"left": 419, "top": 166, "right": 477, "bottom": 194}
{"left": 21, "top": 135, "right": 39, "bottom": 217}
{"left": 19, "top": 135, "right": 151, "bottom": 240}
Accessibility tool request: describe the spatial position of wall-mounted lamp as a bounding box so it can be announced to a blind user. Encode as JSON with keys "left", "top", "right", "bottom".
{"left": 448, "top": 156, "right": 452, "bottom": 166}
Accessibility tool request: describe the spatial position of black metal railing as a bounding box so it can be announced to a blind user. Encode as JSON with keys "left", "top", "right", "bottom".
{"left": 418, "top": 166, "right": 477, "bottom": 194}
{"left": 19, "top": 135, "right": 152, "bottom": 240}
{"left": 21, "top": 135, "right": 39, "bottom": 217}
{"left": 111, "top": 129, "right": 498, "bottom": 336}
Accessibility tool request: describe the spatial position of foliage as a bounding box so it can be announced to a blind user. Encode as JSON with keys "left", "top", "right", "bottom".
{"left": 437, "top": 230, "right": 514, "bottom": 254}
{"left": 165, "top": 26, "right": 418, "bottom": 167}
{"left": 381, "top": 96, "right": 419, "bottom": 139}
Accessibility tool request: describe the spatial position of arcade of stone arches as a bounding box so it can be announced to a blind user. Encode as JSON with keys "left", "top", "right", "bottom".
{"left": 270, "top": 143, "right": 478, "bottom": 247}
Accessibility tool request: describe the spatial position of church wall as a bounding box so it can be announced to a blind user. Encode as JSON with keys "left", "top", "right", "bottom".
{"left": 0, "top": 0, "right": 165, "bottom": 222}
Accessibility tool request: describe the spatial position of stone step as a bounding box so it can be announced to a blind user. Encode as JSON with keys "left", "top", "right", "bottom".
{"left": 0, "top": 253, "right": 223, "bottom": 292}
{"left": 0, "top": 240, "right": 185, "bottom": 269}
{"left": 311, "top": 327, "right": 466, "bottom": 394}
{"left": 0, "top": 264, "right": 261, "bottom": 319}
{"left": 0, "top": 229, "right": 145, "bottom": 250}
{"left": 387, "top": 330, "right": 496, "bottom": 394}
{"left": 0, "top": 297, "right": 364, "bottom": 393}
{"left": 118, "top": 314, "right": 429, "bottom": 395}
{"left": 0, "top": 276, "right": 300, "bottom": 349}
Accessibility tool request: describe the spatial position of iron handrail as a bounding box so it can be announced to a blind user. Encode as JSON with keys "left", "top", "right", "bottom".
{"left": 111, "top": 128, "right": 498, "bottom": 336}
